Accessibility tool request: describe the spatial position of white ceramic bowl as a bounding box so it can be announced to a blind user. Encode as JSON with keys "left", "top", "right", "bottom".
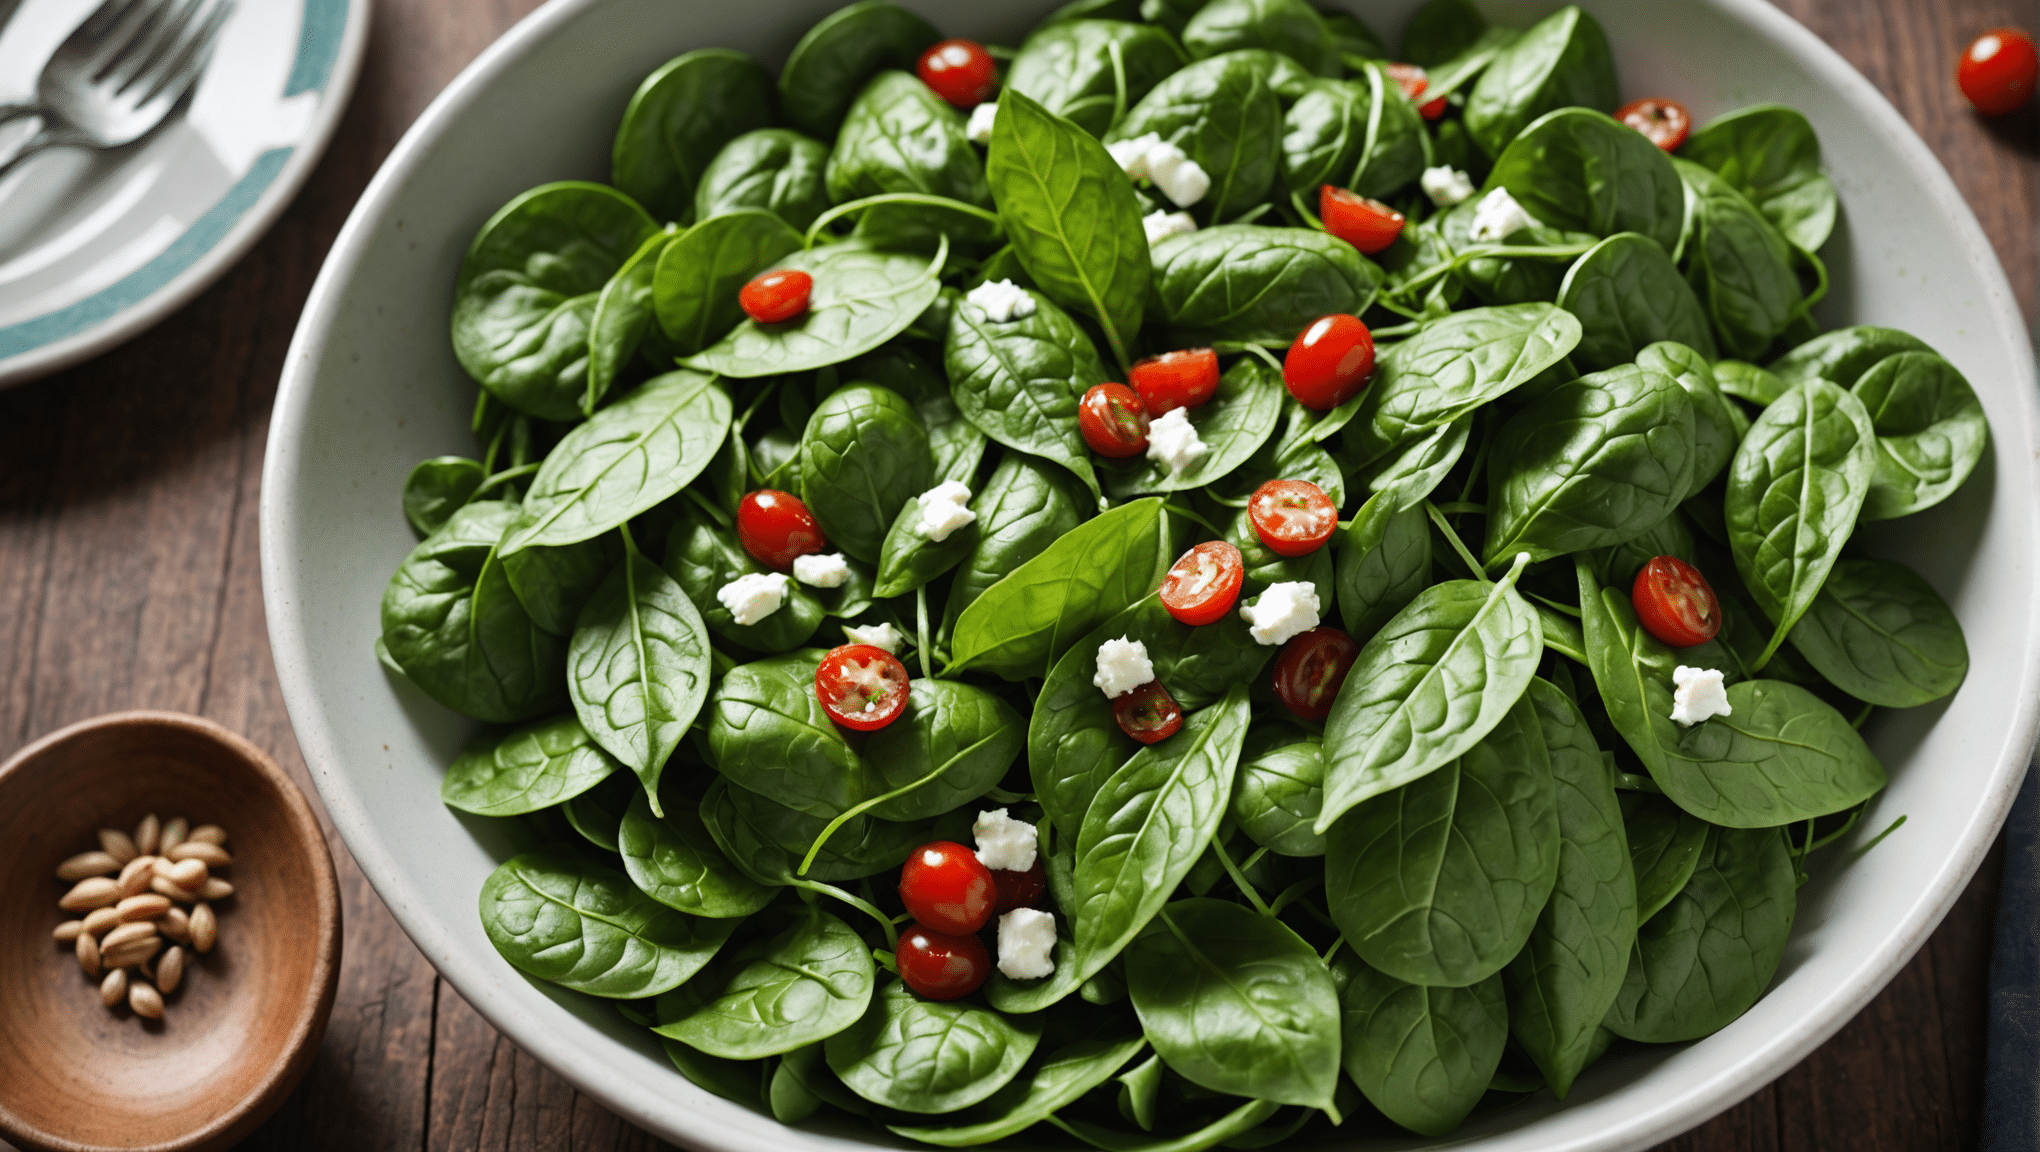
{"left": 261, "top": 2, "right": 2040, "bottom": 1148}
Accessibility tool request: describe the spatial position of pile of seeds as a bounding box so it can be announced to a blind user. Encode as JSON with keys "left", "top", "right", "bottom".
{"left": 51, "top": 814, "right": 231, "bottom": 1020}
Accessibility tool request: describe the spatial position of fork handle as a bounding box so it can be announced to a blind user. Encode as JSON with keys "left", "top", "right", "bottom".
{"left": 0, "top": 114, "right": 59, "bottom": 183}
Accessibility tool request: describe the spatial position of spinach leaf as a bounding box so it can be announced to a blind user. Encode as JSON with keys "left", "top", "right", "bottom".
{"left": 1503, "top": 679, "right": 1636, "bottom": 1099}
{"left": 660, "top": 1038, "right": 764, "bottom": 1106}
{"left": 1336, "top": 503, "right": 1430, "bottom": 643}
{"left": 701, "top": 777, "right": 946, "bottom": 884}
{"left": 619, "top": 790, "right": 777, "bottom": 918}
{"left": 945, "top": 286, "right": 1109, "bottom": 502}
{"left": 1624, "top": 793, "right": 1708, "bottom": 923}
{"left": 452, "top": 183, "right": 661, "bottom": 421}
{"left": 1181, "top": 0, "right": 1340, "bottom": 75}
{"left": 1125, "top": 898, "right": 1340, "bottom": 1108}
{"left": 502, "top": 533, "right": 622, "bottom": 637}
{"left": 941, "top": 453, "right": 1088, "bottom": 635}
{"left": 1146, "top": 224, "right": 1381, "bottom": 344}
{"left": 663, "top": 511, "right": 826, "bottom": 653}
{"left": 1787, "top": 558, "right": 1967, "bottom": 707}
{"left": 478, "top": 844, "right": 732, "bottom": 997}
{"left": 1672, "top": 158, "right": 1804, "bottom": 361}
{"left": 1347, "top": 60, "right": 1432, "bottom": 197}
{"left": 1636, "top": 341, "right": 1737, "bottom": 490}
{"left": 651, "top": 209, "right": 806, "bottom": 357}
{"left": 587, "top": 230, "right": 677, "bottom": 412}
{"left": 1317, "top": 569, "right": 1543, "bottom": 830}
{"left": 403, "top": 456, "right": 485, "bottom": 538}
{"left": 1050, "top": 1099, "right": 1283, "bottom": 1151}
{"left": 886, "top": 1033, "right": 1146, "bottom": 1146}
{"left": 1230, "top": 723, "right": 1326, "bottom": 856}
{"left": 1714, "top": 358, "right": 1792, "bottom": 406}
{"left": 1464, "top": 6, "right": 1617, "bottom": 158}
{"left": 1587, "top": 506, "right": 1698, "bottom": 589}
{"left": 777, "top": 0, "right": 939, "bottom": 139}
{"left": 694, "top": 128, "right": 833, "bottom": 232}
{"left": 1106, "top": 53, "right": 1285, "bottom": 222}
{"left": 1490, "top": 110, "right": 1685, "bottom": 252}
{"left": 800, "top": 382, "right": 934, "bottom": 564}
{"left": 611, "top": 50, "right": 775, "bottom": 226}
{"left": 1767, "top": 324, "right": 1930, "bottom": 388}
{"left": 826, "top": 71, "right": 997, "bottom": 246}
{"left": 1281, "top": 65, "right": 1427, "bottom": 200}
{"left": 1342, "top": 416, "right": 1471, "bottom": 553}
{"left": 1681, "top": 103, "right": 1837, "bottom": 252}
{"left": 1336, "top": 952, "right": 1506, "bottom": 1137}
{"left": 986, "top": 91, "right": 1151, "bottom": 371}
{"left": 685, "top": 241, "right": 947, "bottom": 377}
{"left": 851, "top": 344, "right": 987, "bottom": 486}
{"left": 1006, "top": 19, "right": 1188, "bottom": 137}
{"left": 1848, "top": 351, "right": 1988, "bottom": 520}
{"left": 875, "top": 492, "right": 977, "bottom": 599}
{"left": 499, "top": 370, "right": 731, "bottom": 554}
{"left": 568, "top": 549, "right": 712, "bottom": 810}
{"left": 441, "top": 714, "right": 621, "bottom": 816}
{"left": 862, "top": 679, "right": 1025, "bottom": 821}
{"left": 827, "top": 980, "right": 1045, "bottom": 1113}
{"left": 707, "top": 652, "right": 873, "bottom": 818}
{"left": 1400, "top": 0, "right": 1487, "bottom": 66}
{"left": 654, "top": 905, "right": 876, "bottom": 1057}
{"left": 1557, "top": 233, "right": 1716, "bottom": 370}
{"left": 1606, "top": 826, "right": 1796, "bottom": 1042}
{"left": 564, "top": 771, "right": 636, "bottom": 851}
{"left": 1102, "top": 357, "right": 1284, "bottom": 494}
{"left": 1326, "top": 693, "right": 1560, "bottom": 986}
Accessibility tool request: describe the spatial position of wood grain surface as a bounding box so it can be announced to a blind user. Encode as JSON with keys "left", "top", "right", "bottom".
{"left": 0, "top": 1, "right": 2032, "bottom": 1149}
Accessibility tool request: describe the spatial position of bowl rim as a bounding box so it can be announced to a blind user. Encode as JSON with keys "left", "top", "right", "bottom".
{"left": 259, "top": 0, "right": 2040, "bottom": 1149}
{"left": 0, "top": 710, "right": 344, "bottom": 1152}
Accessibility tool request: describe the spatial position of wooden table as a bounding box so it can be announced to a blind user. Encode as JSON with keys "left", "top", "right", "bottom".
{"left": 0, "top": 0, "right": 2031, "bottom": 1148}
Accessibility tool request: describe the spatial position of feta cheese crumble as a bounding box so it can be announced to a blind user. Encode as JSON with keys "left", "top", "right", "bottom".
{"left": 973, "top": 808, "right": 1038, "bottom": 872}
{"left": 1143, "top": 209, "right": 1198, "bottom": 245}
{"left": 791, "top": 552, "right": 849, "bottom": 588}
{"left": 1670, "top": 666, "right": 1732, "bottom": 727}
{"left": 1093, "top": 636, "right": 1155, "bottom": 698}
{"left": 716, "top": 572, "right": 788, "bottom": 626}
{"left": 1468, "top": 187, "right": 1536, "bottom": 243}
{"left": 966, "top": 101, "right": 998, "bottom": 145}
{"left": 842, "top": 621, "right": 903, "bottom": 654}
{"left": 1421, "top": 165, "right": 1476, "bottom": 207}
{"left": 915, "top": 480, "right": 976, "bottom": 542}
{"left": 1107, "top": 132, "right": 1162, "bottom": 178}
{"left": 965, "top": 278, "right": 1035, "bottom": 323}
{"left": 997, "top": 908, "right": 1057, "bottom": 980}
{"left": 1239, "top": 581, "right": 1321, "bottom": 646}
{"left": 1143, "top": 141, "right": 1211, "bottom": 207}
{"left": 1144, "top": 407, "right": 1209, "bottom": 476}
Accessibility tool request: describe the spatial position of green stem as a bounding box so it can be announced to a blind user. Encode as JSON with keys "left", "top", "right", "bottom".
{"left": 1388, "top": 241, "right": 1597, "bottom": 301}
{"left": 1526, "top": 591, "right": 1581, "bottom": 618}
{"left": 1454, "top": 409, "right": 1493, "bottom": 505}
{"left": 1319, "top": 935, "right": 1346, "bottom": 965}
{"left": 467, "top": 462, "right": 540, "bottom": 504}
{"left": 680, "top": 486, "right": 733, "bottom": 531}
{"left": 798, "top": 764, "right": 950, "bottom": 876}
{"left": 805, "top": 195, "right": 1002, "bottom": 248}
{"left": 1209, "top": 836, "right": 1272, "bottom": 917}
{"left": 1290, "top": 189, "right": 1325, "bottom": 232}
{"left": 1432, "top": 500, "right": 1487, "bottom": 517}
{"left": 1425, "top": 500, "right": 1488, "bottom": 586}
{"left": 1851, "top": 814, "right": 1906, "bottom": 860}
{"left": 734, "top": 379, "right": 779, "bottom": 431}
{"left": 1850, "top": 702, "right": 1874, "bottom": 729}
{"left": 791, "top": 879, "right": 899, "bottom": 951}
{"left": 916, "top": 585, "right": 933, "bottom": 680}
{"left": 1367, "top": 319, "right": 1423, "bottom": 338}
{"left": 1369, "top": 293, "right": 1427, "bottom": 321}
{"left": 1613, "top": 771, "right": 1663, "bottom": 794}
{"left": 1240, "top": 343, "right": 1286, "bottom": 377}
{"left": 1107, "top": 39, "right": 1128, "bottom": 133}
{"left": 985, "top": 786, "right": 1035, "bottom": 804}
{"left": 1163, "top": 502, "right": 1225, "bottom": 538}
{"left": 1268, "top": 875, "right": 1320, "bottom": 916}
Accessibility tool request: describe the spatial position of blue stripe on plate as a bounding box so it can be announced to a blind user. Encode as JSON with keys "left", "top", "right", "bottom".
{"left": 288, "top": 0, "right": 350, "bottom": 96}
{"left": 1985, "top": 761, "right": 2040, "bottom": 1150}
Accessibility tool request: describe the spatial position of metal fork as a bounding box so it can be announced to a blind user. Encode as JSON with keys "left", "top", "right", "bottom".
{"left": 0, "top": 0, "right": 235, "bottom": 182}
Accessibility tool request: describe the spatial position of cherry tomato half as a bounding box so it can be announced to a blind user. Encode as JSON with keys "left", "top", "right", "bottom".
{"left": 1959, "top": 28, "right": 2038, "bottom": 116}
{"left": 1283, "top": 314, "right": 1375, "bottom": 411}
{"left": 1160, "top": 540, "right": 1245, "bottom": 627}
{"left": 1386, "top": 62, "right": 1428, "bottom": 103}
{"left": 1249, "top": 479, "right": 1338, "bottom": 558}
{"left": 917, "top": 39, "right": 998, "bottom": 108}
{"left": 736, "top": 489, "right": 827, "bottom": 570}
{"left": 1129, "top": 348, "right": 1220, "bottom": 415}
{"left": 992, "top": 858, "right": 1047, "bottom": 916}
{"left": 739, "top": 268, "right": 812, "bottom": 324}
{"left": 1078, "top": 382, "right": 1150, "bottom": 458}
{"left": 898, "top": 841, "right": 996, "bottom": 935}
{"left": 816, "top": 643, "right": 910, "bottom": 731}
{"left": 1272, "top": 627, "right": 1360, "bottom": 722}
{"left": 1614, "top": 98, "right": 1692, "bottom": 152}
{"left": 897, "top": 922, "right": 991, "bottom": 1000}
{"left": 1113, "top": 680, "right": 1183, "bottom": 744}
{"left": 1419, "top": 93, "right": 1448, "bottom": 120}
{"left": 1631, "top": 556, "right": 1722, "bottom": 648}
{"left": 1319, "top": 185, "right": 1405, "bottom": 255}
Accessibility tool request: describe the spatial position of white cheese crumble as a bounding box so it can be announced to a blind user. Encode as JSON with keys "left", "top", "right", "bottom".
{"left": 965, "top": 278, "right": 1036, "bottom": 323}
{"left": 973, "top": 808, "right": 1038, "bottom": 872}
{"left": 1421, "top": 165, "right": 1476, "bottom": 207}
{"left": 1670, "top": 666, "right": 1732, "bottom": 727}
{"left": 1107, "top": 132, "right": 1162, "bottom": 178}
{"left": 842, "top": 621, "right": 903, "bottom": 654}
{"left": 717, "top": 572, "right": 788, "bottom": 626}
{"left": 791, "top": 552, "right": 849, "bottom": 588}
{"left": 1144, "top": 407, "right": 1209, "bottom": 476}
{"left": 915, "top": 480, "right": 977, "bottom": 542}
{"left": 1468, "top": 187, "right": 1536, "bottom": 243}
{"left": 1093, "top": 636, "right": 1155, "bottom": 698}
{"left": 1143, "top": 209, "right": 1198, "bottom": 245}
{"left": 1143, "top": 140, "right": 1211, "bottom": 207}
{"left": 997, "top": 908, "right": 1058, "bottom": 980}
{"left": 966, "top": 101, "right": 998, "bottom": 145}
{"left": 1240, "top": 581, "right": 1321, "bottom": 646}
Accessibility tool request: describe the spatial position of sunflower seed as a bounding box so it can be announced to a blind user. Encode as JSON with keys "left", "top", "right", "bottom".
{"left": 166, "top": 842, "right": 230, "bottom": 869}
{"left": 117, "top": 856, "right": 158, "bottom": 897}
{"left": 165, "top": 858, "right": 207, "bottom": 889}
{"left": 116, "top": 894, "right": 172, "bottom": 922}
{"left": 150, "top": 876, "right": 202, "bottom": 903}
{"left": 159, "top": 817, "right": 188, "bottom": 853}
{"left": 53, "top": 920, "right": 84, "bottom": 943}
{"left": 190, "top": 903, "right": 216, "bottom": 953}
{"left": 160, "top": 906, "right": 191, "bottom": 944}
{"left": 198, "top": 878, "right": 234, "bottom": 901}
{"left": 97, "top": 829, "right": 138, "bottom": 865}
{"left": 188, "top": 825, "right": 227, "bottom": 847}
{"left": 56, "top": 851, "right": 119, "bottom": 881}
{"left": 59, "top": 877, "right": 122, "bottom": 911}
{"left": 128, "top": 980, "right": 164, "bottom": 1019}
{"left": 102, "top": 935, "right": 161, "bottom": 969}
{"left": 101, "top": 921, "right": 158, "bottom": 951}
{"left": 76, "top": 931, "right": 101, "bottom": 977}
{"left": 100, "top": 967, "right": 128, "bottom": 1007}
{"left": 134, "top": 813, "right": 160, "bottom": 857}
{"left": 156, "top": 945, "right": 185, "bottom": 994}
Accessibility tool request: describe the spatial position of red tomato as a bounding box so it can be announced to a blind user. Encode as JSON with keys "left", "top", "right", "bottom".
{"left": 1283, "top": 314, "right": 1375, "bottom": 410}
{"left": 898, "top": 841, "right": 996, "bottom": 935}
{"left": 736, "top": 489, "right": 826, "bottom": 570}
{"left": 1248, "top": 479, "right": 1338, "bottom": 557}
{"left": 897, "top": 922, "right": 991, "bottom": 1000}
{"left": 739, "top": 268, "right": 812, "bottom": 323}
{"left": 1419, "top": 94, "right": 1448, "bottom": 120}
{"left": 1631, "top": 556, "right": 1722, "bottom": 648}
{"left": 1614, "top": 98, "right": 1692, "bottom": 152}
{"left": 1160, "top": 541, "right": 1245, "bottom": 626}
{"left": 1959, "top": 28, "right": 2038, "bottom": 115}
{"left": 1272, "top": 627, "right": 1360, "bottom": 722}
{"left": 917, "top": 39, "right": 998, "bottom": 108}
{"left": 1129, "top": 348, "right": 1220, "bottom": 415}
{"left": 1113, "top": 680, "right": 1183, "bottom": 744}
{"left": 1319, "top": 186, "right": 1405, "bottom": 255}
{"left": 1078, "top": 382, "right": 1150, "bottom": 458}
{"left": 1386, "top": 62, "right": 1428, "bottom": 102}
{"left": 992, "top": 859, "right": 1047, "bottom": 915}
{"left": 815, "top": 644, "right": 910, "bottom": 731}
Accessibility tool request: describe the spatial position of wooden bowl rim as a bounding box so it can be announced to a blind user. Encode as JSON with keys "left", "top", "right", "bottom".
{"left": 0, "top": 711, "right": 343, "bottom": 1152}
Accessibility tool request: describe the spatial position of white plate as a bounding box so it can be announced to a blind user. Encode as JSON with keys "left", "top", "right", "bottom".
{"left": 260, "top": 2, "right": 2040, "bottom": 1149}
{"left": 0, "top": 0, "right": 369, "bottom": 386}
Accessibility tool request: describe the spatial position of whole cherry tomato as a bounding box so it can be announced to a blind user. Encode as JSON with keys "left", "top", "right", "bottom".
{"left": 738, "top": 268, "right": 812, "bottom": 324}
{"left": 736, "top": 489, "right": 826, "bottom": 570}
{"left": 1160, "top": 540, "right": 1245, "bottom": 626}
{"left": 1272, "top": 627, "right": 1360, "bottom": 722}
{"left": 1113, "top": 680, "right": 1182, "bottom": 744}
{"left": 1078, "top": 382, "right": 1150, "bottom": 458}
{"left": 815, "top": 643, "right": 910, "bottom": 731}
{"left": 1129, "top": 348, "right": 1220, "bottom": 415}
{"left": 1283, "top": 314, "right": 1374, "bottom": 411}
{"left": 1385, "top": 62, "right": 1428, "bottom": 102}
{"left": 1248, "top": 479, "right": 1338, "bottom": 558}
{"left": 917, "top": 39, "right": 998, "bottom": 108}
{"left": 1614, "top": 98, "right": 1692, "bottom": 151}
{"left": 898, "top": 841, "right": 996, "bottom": 935}
{"left": 897, "top": 922, "right": 991, "bottom": 1000}
{"left": 1959, "top": 28, "right": 2038, "bottom": 115}
{"left": 1631, "top": 555, "right": 1722, "bottom": 648}
{"left": 992, "top": 858, "right": 1047, "bottom": 915}
{"left": 1319, "top": 186, "right": 1405, "bottom": 255}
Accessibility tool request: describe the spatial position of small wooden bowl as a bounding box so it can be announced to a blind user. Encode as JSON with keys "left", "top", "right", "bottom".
{"left": 0, "top": 712, "right": 341, "bottom": 1152}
